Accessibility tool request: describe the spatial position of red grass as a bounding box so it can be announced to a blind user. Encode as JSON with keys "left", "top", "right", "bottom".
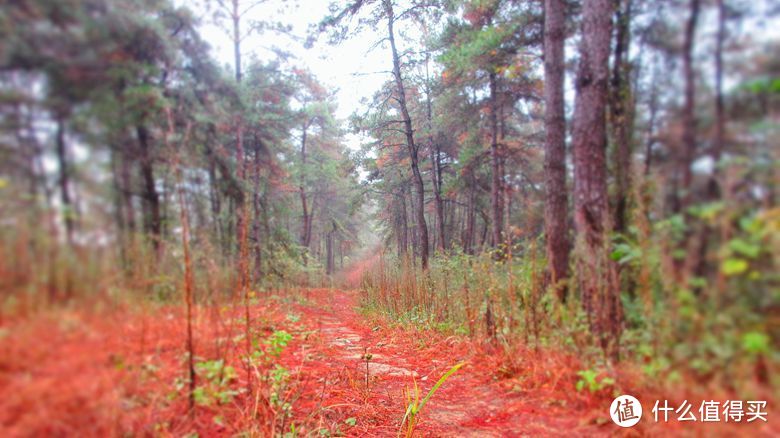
{"left": 1, "top": 290, "right": 776, "bottom": 437}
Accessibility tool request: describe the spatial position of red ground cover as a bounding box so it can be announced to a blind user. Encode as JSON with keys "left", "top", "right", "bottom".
{"left": 0, "top": 289, "right": 776, "bottom": 436}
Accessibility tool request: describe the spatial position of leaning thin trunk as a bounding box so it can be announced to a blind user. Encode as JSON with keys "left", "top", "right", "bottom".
{"left": 384, "top": 0, "right": 429, "bottom": 269}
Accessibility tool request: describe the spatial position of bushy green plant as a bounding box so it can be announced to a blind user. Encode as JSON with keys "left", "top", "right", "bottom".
{"left": 575, "top": 369, "right": 615, "bottom": 393}
{"left": 191, "top": 359, "right": 239, "bottom": 406}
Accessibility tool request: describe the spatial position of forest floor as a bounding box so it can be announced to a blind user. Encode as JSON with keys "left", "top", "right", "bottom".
{"left": 275, "top": 288, "right": 600, "bottom": 436}
{"left": 1, "top": 285, "right": 776, "bottom": 436}
{"left": 0, "top": 287, "right": 610, "bottom": 437}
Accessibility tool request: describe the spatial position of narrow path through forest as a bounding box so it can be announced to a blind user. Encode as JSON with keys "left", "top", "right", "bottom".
{"left": 283, "top": 288, "right": 600, "bottom": 436}
{"left": 0, "top": 287, "right": 609, "bottom": 437}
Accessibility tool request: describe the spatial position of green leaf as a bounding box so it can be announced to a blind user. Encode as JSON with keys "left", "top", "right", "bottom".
{"left": 688, "top": 277, "right": 707, "bottom": 289}
{"left": 193, "top": 387, "right": 209, "bottom": 406}
{"left": 690, "top": 201, "right": 725, "bottom": 221}
{"left": 672, "top": 249, "right": 687, "bottom": 261}
{"left": 721, "top": 258, "right": 749, "bottom": 276}
{"left": 729, "top": 238, "right": 761, "bottom": 259}
{"left": 344, "top": 417, "right": 357, "bottom": 426}
{"left": 742, "top": 332, "right": 770, "bottom": 355}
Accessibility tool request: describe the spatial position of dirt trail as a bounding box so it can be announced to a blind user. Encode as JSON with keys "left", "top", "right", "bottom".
{"left": 287, "top": 288, "right": 599, "bottom": 437}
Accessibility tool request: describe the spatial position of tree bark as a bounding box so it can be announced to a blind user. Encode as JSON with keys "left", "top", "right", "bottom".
{"left": 384, "top": 0, "right": 429, "bottom": 269}
{"left": 398, "top": 178, "right": 409, "bottom": 259}
{"left": 543, "top": 0, "right": 571, "bottom": 301}
{"left": 120, "top": 144, "right": 136, "bottom": 236}
{"left": 136, "top": 125, "right": 161, "bottom": 253}
{"left": 489, "top": 72, "right": 503, "bottom": 249}
{"left": 326, "top": 223, "right": 335, "bottom": 275}
{"left": 55, "top": 116, "right": 74, "bottom": 246}
{"left": 110, "top": 146, "right": 129, "bottom": 266}
{"left": 299, "top": 123, "right": 311, "bottom": 264}
{"left": 643, "top": 69, "right": 659, "bottom": 177}
{"left": 425, "top": 52, "right": 446, "bottom": 252}
{"left": 610, "top": 0, "right": 634, "bottom": 233}
{"left": 708, "top": 0, "right": 726, "bottom": 199}
{"left": 465, "top": 176, "right": 476, "bottom": 254}
{"left": 207, "top": 156, "right": 223, "bottom": 254}
{"left": 674, "top": 0, "right": 700, "bottom": 213}
{"left": 253, "top": 134, "right": 263, "bottom": 281}
{"left": 571, "top": 0, "right": 622, "bottom": 359}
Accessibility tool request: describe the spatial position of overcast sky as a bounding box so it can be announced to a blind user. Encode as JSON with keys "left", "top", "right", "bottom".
{"left": 193, "top": 0, "right": 392, "bottom": 122}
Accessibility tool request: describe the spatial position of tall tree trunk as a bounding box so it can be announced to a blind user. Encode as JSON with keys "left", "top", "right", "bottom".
{"left": 687, "top": 0, "right": 728, "bottom": 292}
{"left": 207, "top": 157, "right": 223, "bottom": 254}
{"left": 136, "top": 125, "right": 161, "bottom": 254}
{"left": 671, "top": 0, "right": 701, "bottom": 282}
{"left": 235, "top": 131, "right": 248, "bottom": 283}
{"left": 120, "top": 145, "right": 136, "bottom": 237}
{"left": 299, "top": 123, "right": 312, "bottom": 264}
{"left": 465, "top": 177, "right": 476, "bottom": 254}
{"left": 110, "top": 146, "right": 128, "bottom": 266}
{"left": 166, "top": 118, "right": 197, "bottom": 412}
{"left": 326, "top": 223, "right": 335, "bottom": 275}
{"left": 543, "top": 0, "right": 571, "bottom": 301}
{"left": 55, "top": 116, "right": 74, "bottom": 246}
{"left": 176, "top": 169, "right": 197, "bottom": 411}
{"left": 398, "top": 180, "right": 409, "bottom": 259}
{"left": 643, "top": 68, "right": 659, "bottom": 177}
{"left": 489, "top": 72, "right": 503, "bottom": 249}
{"left": 610, "top": 0, "right": 634, "bottom": 233}
{"left": 708, "top": 0, "right": 726, "bottom": 199}
{"left": 571, "top": 0, "right": 622, "bottom": 359}
{"left": 253, "top": 135, "right": 263, "bottom": 281}
{"left": 428, "top": 129, "right": 445, "bottom": 254}
{"left": 384, "top": 0, "right": 429, "bottom": 269}
{"left": 425, "top": 52, "right": 446, "bottom": 252}
{"left": 409, "top": 187, "right": 419, "bottom": 264}
{"left": 229, "top": 0, "right": 252, "bottom": 392}
{"left": 226, "top": 197, "right": 235, "bottom": 256}
{"left": 395, "top": 195, "right": 404, "bottom": 259}
{"left": 674, "top": 0, "right": 700, "bottom": 213}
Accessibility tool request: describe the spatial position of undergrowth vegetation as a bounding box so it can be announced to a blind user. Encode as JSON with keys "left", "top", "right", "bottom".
{"left": 0, "top": 222, "right": 342, "bottom": 436}
{"left": 361, "top": 196, "right": 779, "bottom": 399}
